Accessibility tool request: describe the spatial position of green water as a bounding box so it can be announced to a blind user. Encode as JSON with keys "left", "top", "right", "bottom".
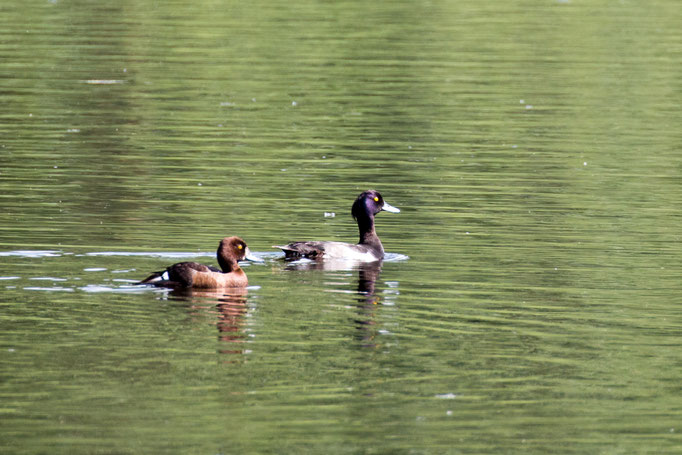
{"left": 1, "top": 0, "right": 681, "bottom": 453}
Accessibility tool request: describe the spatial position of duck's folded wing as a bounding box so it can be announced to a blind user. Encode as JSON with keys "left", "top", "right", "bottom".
{"left": 273, "top": 241, "right": 326, "bottom": 259}
{"left": 138, "top": 261, "right": 215, "bottom": 287}
{"left": 182, "top": 262, "right": 217, "bottom": 273}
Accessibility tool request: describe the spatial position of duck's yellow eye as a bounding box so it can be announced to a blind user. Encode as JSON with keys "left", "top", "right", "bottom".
{"left": 373, "top": 196, "right": 379, "bottom": 202}
{"left": 238, "top": 244, "right": 243, "bottom": 250}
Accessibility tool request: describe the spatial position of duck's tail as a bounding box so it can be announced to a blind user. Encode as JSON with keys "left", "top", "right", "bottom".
{"left": 136, "top": 270, "right": 169, "bottom": 285}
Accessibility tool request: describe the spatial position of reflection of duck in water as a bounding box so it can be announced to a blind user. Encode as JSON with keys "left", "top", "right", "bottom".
{"left": 138, "top": 236, "right": 261, "bottom": 289}
{"left": 354, "top": 261, "right": 383, "bottom": 347}
{"left": 168, "top": 287, "right": 251, "bottom": 356}
{"left": 357, "top": 260, "right": 382, "bottom": 300}
{"left": 281, "top": 258, "right": 386, "bottom": 305}
{"left": 283, "top": 258, "right": 386, "bottom": 344}
{"left": 274, "top": 190, "right": 400, "bottom": 262}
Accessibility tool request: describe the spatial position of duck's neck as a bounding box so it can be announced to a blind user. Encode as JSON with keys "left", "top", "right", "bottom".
{"left": 357, "top": 214, "right": 383, "bottom": 251}
{"left": 218, "top": 255, "right": 240, "bottom": 273}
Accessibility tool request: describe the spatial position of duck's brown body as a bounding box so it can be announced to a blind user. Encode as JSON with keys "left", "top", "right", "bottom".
{"left": 139, "top": 236, "right": 258, "bottom": 289}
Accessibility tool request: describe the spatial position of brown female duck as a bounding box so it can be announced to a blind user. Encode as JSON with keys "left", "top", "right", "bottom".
{"left": 139, "top": 236, "right": 261, "bottom": 289}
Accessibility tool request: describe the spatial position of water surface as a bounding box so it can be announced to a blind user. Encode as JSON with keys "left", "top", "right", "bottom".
{"left": 1, "top": 0, "right": 681, "bottom": 453}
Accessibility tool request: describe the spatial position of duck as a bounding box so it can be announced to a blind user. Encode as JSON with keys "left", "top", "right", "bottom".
{"left": 138, "top": 236, "right": 261, "bottom": 289}
{"left": 274, "top": 190, "right": 400, "bottom": 262}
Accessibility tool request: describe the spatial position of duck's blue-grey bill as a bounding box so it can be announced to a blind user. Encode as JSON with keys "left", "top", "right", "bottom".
{"left": 382, "top": 202, "right": 400, "bottom": 213}
{"left": 244, "top": 247, "right": 264, "bottom": 262}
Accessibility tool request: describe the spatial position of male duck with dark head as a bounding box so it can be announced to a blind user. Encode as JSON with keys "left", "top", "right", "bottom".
{"left": 138, "top": 236, "right": 261, "bottom": 289}
{"left": 274, "top": 190, "right": 400, "bottom": 262}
